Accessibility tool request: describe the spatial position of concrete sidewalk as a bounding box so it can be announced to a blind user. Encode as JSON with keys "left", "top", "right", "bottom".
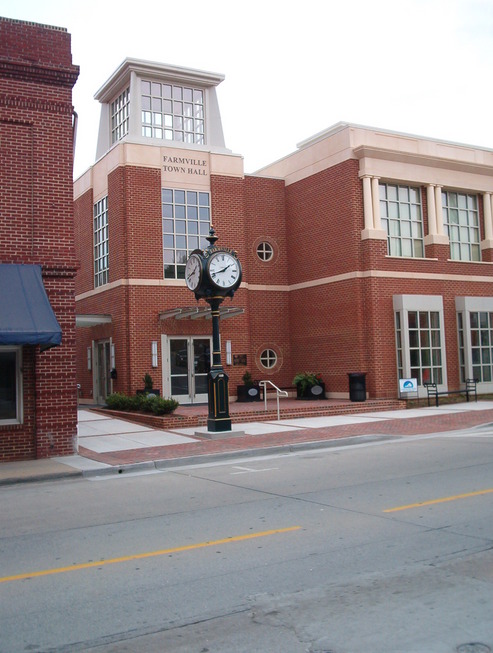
{"left": 2, "top": 401, "right": 493, "bottom": 485}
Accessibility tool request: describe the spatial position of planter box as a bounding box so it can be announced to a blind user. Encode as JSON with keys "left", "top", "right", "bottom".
{"left": 237, "top": 385, "right": 262, "bottom": 402}
{"left": 296, "top": 382, "right": 326, "bottom": 400}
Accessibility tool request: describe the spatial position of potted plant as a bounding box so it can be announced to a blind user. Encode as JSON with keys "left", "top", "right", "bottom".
{"left": 293, "top": 372, "right": 326, "bottom": 400}
{"left": 137, "top": 372, "right": 160, "bottom": 397}
{"left": 237, "top": 370, "right": 261, "bottom": 402}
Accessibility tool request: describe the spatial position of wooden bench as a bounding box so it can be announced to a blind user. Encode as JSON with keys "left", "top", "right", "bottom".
{"left": 424, "top": 378, "right": 478, "bottom": 407}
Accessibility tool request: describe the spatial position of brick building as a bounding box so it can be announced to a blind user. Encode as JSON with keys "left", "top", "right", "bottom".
{"left": 74, "top": 58, "right": 493, "bottom": 406}
{"left": 0, "top": 18, "right": 79, "bottom": 461}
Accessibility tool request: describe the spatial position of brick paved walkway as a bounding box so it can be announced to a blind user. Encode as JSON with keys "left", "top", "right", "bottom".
{"left": 78, "top": 403, "right": 493, "bottom": 467}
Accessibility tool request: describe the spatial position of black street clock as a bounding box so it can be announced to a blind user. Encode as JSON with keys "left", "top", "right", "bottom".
{"left": 185, "top": 229, "right": 242, "bottom": 299}
{"left": 208, "top": 251, "right": 241, "bottom": 290}
{"left": 184, "top": 253, "right": 202, "bottom": 292}
{"left": 184, "top": 228, "right": 242, "bottom": 432}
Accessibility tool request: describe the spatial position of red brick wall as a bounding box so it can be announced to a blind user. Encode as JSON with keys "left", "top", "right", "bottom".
{"left": 0, "top": 18, "right": 79, "bottom": 460}
{"left": 359, "top": 276, "right": 493, "bottom": 398}
{"left": 124, "top": 167, "right": 163, "bottom": 279}
{"left": 211, "top": 174, "right": 293, "bottom": 388}
{"left": 0, "top": 18, "right": 74, "bottom": 67}
{"left": 34, "top": 269, "right": 78, "bottom": 458}
{"left": 285, "top": 160, "right": 365, "bottom": 391}
{"left": 243, "top": 176, "right": 292, "bottom": 385}
{"left": 75, "top": 286, "right": 128, "bottom": 398}
{"left": 284, "top": 161, "right": 493, "bottom": 398}
{"left": 76, "top": 171, "right": 294, "bottom": 396}
{"left": 286, "top": 159, "right": 362, "bottom": 284}
{"left": 74, "top": 188, "right": 94, "bottom": 295}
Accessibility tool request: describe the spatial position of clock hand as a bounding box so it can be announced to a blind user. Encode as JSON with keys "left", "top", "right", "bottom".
{"left": 217, "top": 263, "right": 234, "bottom": 274}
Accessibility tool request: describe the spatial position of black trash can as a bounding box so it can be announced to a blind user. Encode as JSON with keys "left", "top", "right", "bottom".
{"left": 348, "top": 372, "right": 366, "bottom": 402}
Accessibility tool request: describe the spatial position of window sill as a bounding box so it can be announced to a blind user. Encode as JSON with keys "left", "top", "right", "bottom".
{"left": 0, "top": 420, "right": 23, "bottom": 427}
{"left": 385, "top": 255, "right": 438, "bottom": 262}
{"left": 446, "top": 259, "right": 493, "bottom": 265}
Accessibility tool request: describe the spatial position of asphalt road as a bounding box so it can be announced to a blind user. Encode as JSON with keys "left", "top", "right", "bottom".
{"left": 1, "top": 428, "right": 493, "bottom": 653}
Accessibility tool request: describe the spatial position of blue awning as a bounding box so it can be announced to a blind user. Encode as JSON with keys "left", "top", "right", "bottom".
{"left": 0, "top": 264, "right": 62, "bottom": 350}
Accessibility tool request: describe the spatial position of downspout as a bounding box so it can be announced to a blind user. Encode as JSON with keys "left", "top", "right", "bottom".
{"left": 72, "top": 110, "right": 78, "bottom": 165}
{"left": 33, "top": 347, "right": 38, "bottom": 458}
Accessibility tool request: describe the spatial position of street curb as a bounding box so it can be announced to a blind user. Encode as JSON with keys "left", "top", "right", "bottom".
{"left": 82, "top": 461, "right": 158, "bottom": 478}
{"left": 0, "top": 435, "right": 393, "bottom": 484}
{"left": 0, "top": 469, "right": 83, "bottom": 486}
{"left": 81, "top": 434, "right": 396, "bottom": 478}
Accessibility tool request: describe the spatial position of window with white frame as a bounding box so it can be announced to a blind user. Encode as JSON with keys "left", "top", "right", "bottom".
{"left": 0, "top": 347, "right": 22, "bottom": 423}
{"left": 260, "top": 349, "right": 277, "bottom": 369}
{"left": 442, "top": 191, "right": 480, "bottom": 261}
{"left": 394, "top": 295, "right": 445, "bottom": 388}
{"left": 456, "top": 297, "right": 493, "bottom": 385}
{"left": 256, "top": 242, "right": 274, "bottom": 261}
{"left": 162, "top": 189, "right": 210, "bottom": 279}
{"left": 395, "top": 312, "right": 404, "bottom": 380}
{"left": 94, "top": 197, "right": 109, "bottom": 288}
{"left": 408, "top": 310, "right": 442, "bottom": 385}
{"left": 468, "top": 311, "right": 493, "bottom": 381}
{"left": 141, "top": 81, "right": 205, "bottom": 144}
{"left": 110, "top": 88, "right": 129, "bottom": 144}
{"left": 380, "top": 183, "right": 424, "bottom": 258}
{"left": 457, "top": 312, "right": 466, "bottom": 383}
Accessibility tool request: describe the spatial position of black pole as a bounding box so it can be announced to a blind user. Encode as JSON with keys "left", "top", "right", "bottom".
{"left": 210, "top": 297, "right": 222, "bottom": 368}
{"left": 206, "top": 296, "right": 232, "bottom": 432}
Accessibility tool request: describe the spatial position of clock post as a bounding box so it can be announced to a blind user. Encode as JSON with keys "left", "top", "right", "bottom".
{"left": 184, "top": 228, "right": 242, "bottom": 433}
{"left": 207, "top": 295, "right": 231, "bottom": 431}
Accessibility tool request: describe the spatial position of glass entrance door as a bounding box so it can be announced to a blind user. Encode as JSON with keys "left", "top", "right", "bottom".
{"left": 95, "top": 340, "right": 111, "bottom": 404}
{"left": 168, "top": 337, "right": 211, "bottom": 403}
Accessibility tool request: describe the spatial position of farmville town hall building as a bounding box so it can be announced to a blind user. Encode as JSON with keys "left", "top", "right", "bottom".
{"left": 74, "top": 57, "right": 493, "bottom": 408}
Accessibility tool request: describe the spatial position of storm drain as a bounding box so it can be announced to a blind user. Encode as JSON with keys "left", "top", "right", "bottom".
{"left": 457, "top": 644, "right": 491, "bottom": 653}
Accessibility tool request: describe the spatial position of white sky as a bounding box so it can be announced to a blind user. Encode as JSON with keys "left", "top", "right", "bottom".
{"left": 1, "top": 0, "right": 493, "bottom": 179}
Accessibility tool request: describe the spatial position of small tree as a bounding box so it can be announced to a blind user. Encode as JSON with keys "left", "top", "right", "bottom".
{"left": 242, "top": 370, "right": 254, "bottom": 387}
{"left": 143, "top": 373, "right": 153, "bottom": 391}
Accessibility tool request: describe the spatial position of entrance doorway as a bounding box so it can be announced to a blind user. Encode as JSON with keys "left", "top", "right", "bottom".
{"left": 94, "top": 340, "right": 111, "bottom": 404}
{"left": 164, "top": 336, "right": 211, "bottom": 403}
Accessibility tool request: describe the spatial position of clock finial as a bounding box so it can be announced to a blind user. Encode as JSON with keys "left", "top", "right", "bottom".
{"left": 206, "top": 226, "right": 218, "bottom": 249}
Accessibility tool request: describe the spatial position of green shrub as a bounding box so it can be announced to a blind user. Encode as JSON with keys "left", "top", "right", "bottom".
{"left": 105, "top": 393, "right": 179, "bottom": 415}
{"left": 148, "top": 396, "right": 179, "bottom": 415}
{"left": 105, "top": 392, "right": 132, "bottom": 411}
{"left": 293, "top": 372, "right": 324, "bottom": 393}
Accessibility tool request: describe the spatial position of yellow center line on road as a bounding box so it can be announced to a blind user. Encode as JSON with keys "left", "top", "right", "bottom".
{"left": 383, "top": 488, "right": 493, "bottom": 513}
{"left": 0, "top": 526, "right": 302, "bottom": 584}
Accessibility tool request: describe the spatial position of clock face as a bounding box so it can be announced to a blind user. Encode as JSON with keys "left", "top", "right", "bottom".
{"left": 208, "top": 252, "right": 241, "bottom": 289}
{"left": 185, "top": 254, "right": 202, "bottom": 291}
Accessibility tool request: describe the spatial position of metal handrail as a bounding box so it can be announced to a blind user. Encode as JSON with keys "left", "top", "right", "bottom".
{"left": 259, "top": 380, "right": 288, "bottom": 420}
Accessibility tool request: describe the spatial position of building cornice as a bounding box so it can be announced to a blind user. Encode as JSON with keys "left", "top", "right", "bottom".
{"left": 0, "top": 92, "right": 75, "bottom": 114}
{"left": 95, "top": 58, "right": 225, "bottom": 103}
{"left": 256, "top": 121, "right": 493, "bottom": 186}
{"left": 354, "top": 144, "right": 493, "bottom": 178}
{"left": 0, "top": 60, "right": 79, "bottom": 88}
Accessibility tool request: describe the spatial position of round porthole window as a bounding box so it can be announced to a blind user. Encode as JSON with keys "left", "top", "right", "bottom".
{"left": 256, "top": 242, "right": 274, "bottom": 261}
{"left": 260, "top": 348, "right": 277, "bottom": 369}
